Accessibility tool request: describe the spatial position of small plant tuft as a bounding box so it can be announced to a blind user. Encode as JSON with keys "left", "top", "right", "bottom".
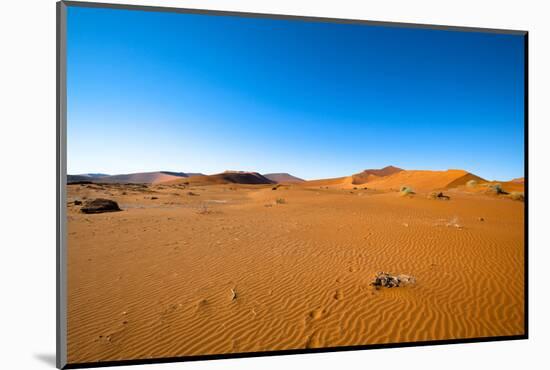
{"left": 446, "top": 216, "right": 462, "bottom": 229}
{"left": 400, "top": 186, "right": 415, "bottom": 196}
{"left": 487, "top": 183, "right": 507, "bottom": 195}
{"left": 197, "top": 203, "right": 211, "bottom": 215}
{"left": 509, "top": 192, "right": 525, "bottom": 202}
{"left": 428, "top": 191, "right": 450, "bottom": 200}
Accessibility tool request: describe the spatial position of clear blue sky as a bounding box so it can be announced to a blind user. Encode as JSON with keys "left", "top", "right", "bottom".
{"left": 67, "top": 6, "right": 525, "bottom": 180}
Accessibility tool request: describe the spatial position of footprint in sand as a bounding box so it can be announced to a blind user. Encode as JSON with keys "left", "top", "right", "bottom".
{"left": 305, "top": 330, "right": 322, "bottom": 349}
{"left": 195, "top": 299, "right": 209, "bottom": 313}
{"left": 309, "top": 308, "right": 325, "bottom": 320}
{"left": 96, "top": 329, "right": 123, "bottom": 345}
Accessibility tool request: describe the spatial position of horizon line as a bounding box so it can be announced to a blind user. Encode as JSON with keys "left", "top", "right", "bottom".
{"left": 67, "top": 166, "right": 524, "bottom": 182}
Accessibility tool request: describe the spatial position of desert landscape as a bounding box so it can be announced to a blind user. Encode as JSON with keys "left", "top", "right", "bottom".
{"left": 64, "top": 7, "right": 526, "bottom": 364}
{"left": 66, "top": 166, "right": 525, "bottom": 363}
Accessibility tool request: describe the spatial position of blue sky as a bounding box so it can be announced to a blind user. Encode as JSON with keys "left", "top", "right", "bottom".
{"left": 67, "top": 7, "right": 525, "bottom": 180}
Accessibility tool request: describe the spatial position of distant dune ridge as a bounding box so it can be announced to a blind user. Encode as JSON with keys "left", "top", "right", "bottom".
{"left": 300, "top": 168, "right": 488, "bottom": 192}
{"left": 263, "top": 173, "right": 305, "bottom": 183}
{"left": 349, "top": 166, "right": 488, "bottom": 190}
{"left": 363, "top": 169, "right": 487, "bottom": 191}
{"left": 168, "top": 171, "right": 276, "bottom": 185}
{"left": 66, "top": 173, "right": 109, "bottom": 183}
{"left": 68, "top": 166, "right": 522, "bottom": 192}
{"left": 98, "top": 172, "right": 188, "bottom": 185}
{"left": 352, "top": 165, "right": 404, "bottom": 184}
{"left": 67, "top": 171, "right": 204, "bottom": 185}
{"left": 81, "top": 173, "right": 110, "bottom": 178}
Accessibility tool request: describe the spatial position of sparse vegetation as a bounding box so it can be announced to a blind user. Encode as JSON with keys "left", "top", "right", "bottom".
{"left": 197, "top": 203, "right": 211, "bottom": 215}
{"left": 509, "top": 191, "right": 525, "bottom": 202}
{"left": 428, "top": 191, "right": 450, "bottom": 200}
{"left": 466, "top": 179, "right": 478, "bottom": 188}
{"left": 275, "top": 198, "right": 286, "bottom": 204}
{"left": 446, "top": 216, "right": 462, "bottom": 229}
{"left": 491, "top": 183, "right": 503, "bottom": 193}
{"left": 400, "top": 186, "right": 415, "bottom": 196}
{"left": 487, "top": 183, "right": 507, "bottom": 195}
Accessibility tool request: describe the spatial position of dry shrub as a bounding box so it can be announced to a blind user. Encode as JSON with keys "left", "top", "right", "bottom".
{"left": 400, "top": 186, "right": 415, "bottom": 196}
{"left": 510, "top": 192, "right": 525, "bottom": 202}
{"left": 466, "top": 179, "right": 478, "bottom": 188}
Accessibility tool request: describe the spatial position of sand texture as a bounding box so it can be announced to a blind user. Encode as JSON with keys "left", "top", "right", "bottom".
{"left": 66, "top": 177, "right": 524, "bottom": 363}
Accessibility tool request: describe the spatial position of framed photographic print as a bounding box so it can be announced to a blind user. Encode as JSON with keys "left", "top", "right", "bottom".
{"left": 57, "top": 1, "right": 527, "bottom": 368}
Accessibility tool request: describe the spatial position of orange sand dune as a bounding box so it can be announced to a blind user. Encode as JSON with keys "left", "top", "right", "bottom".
{"left": 352, "top": 165, "right": 403, "bottom": 184}
{"left": 66, "top": 182, "right": 524, "bottom": 363}
{"left": 461, "top": 180, "right": 524, "bottom": 194}
{"left": 300, "top": 176, "right": 353, "bottom": 188}
{"left": 92, "top": 172, "right": 188, "bottom": 185}
{"left": 264, "top": 173, "right": 305, "bottom": 184}
{"left": 168, "top": 171, "right": 275, "bottom": 186}
{"left": 362, "top": 169, "right": 486, "bottom": 191}
{"left": 68, "top": 172, "right": 207, "bottom": 185}
{"left": 300, "top": 168, "right": 486, "bottom": 192}
{"left": 500, "top": 181, "right": 525, "bottom": 193}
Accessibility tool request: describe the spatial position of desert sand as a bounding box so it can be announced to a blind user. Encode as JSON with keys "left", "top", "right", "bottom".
{"left": 66, "top": 169, "right": 525, "bottom": 363}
